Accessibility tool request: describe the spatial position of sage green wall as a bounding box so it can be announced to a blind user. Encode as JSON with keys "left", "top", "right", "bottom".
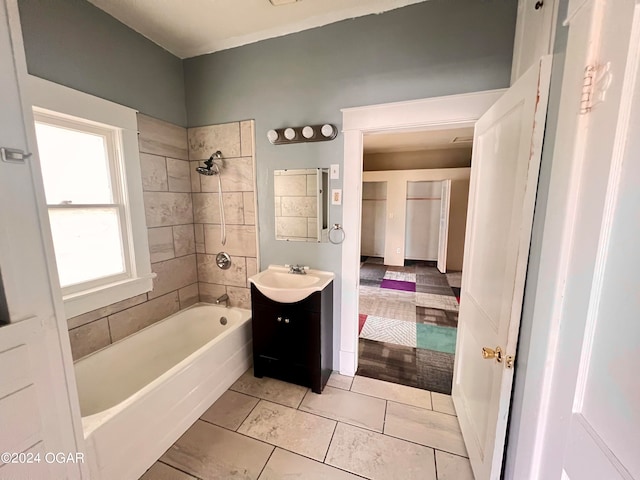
{"left": 184, "top": 0, "right": 517, "bottom": 364}
{"left": 18, "top": 0, "right": 187, "bottom": 126}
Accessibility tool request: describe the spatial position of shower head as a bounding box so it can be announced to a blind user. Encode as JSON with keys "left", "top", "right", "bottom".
{"left": 195, "top": 151, "right": 223, "bottom": 176}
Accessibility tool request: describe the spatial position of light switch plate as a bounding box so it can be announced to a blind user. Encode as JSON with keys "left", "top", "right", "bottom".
{"left": 331, "top": 189, "right": 342, "bottom": 205}
{"left": 330, "top": 164, "right": 340, "bottom": 179}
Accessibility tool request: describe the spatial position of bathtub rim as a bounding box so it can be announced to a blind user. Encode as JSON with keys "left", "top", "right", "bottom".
{"left": 76, "top": 302, "right": 251, "bottom": 436}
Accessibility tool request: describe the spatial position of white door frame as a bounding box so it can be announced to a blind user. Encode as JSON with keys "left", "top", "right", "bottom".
{"left": 339, "top": 89, "right": 505, "bottom": 376}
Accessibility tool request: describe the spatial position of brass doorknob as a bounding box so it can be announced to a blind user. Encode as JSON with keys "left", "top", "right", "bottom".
{"left": 482, "top": 346, "right": 503, "bottom": 363}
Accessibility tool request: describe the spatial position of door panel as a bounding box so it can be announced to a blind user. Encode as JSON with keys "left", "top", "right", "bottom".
{"left": 0, "top": 1, "right": 83, "bottom": 478}
{"left": 437, "top": 179, "right": 451, "bottom": 273}
{"left": 453, "top": 56, "right": 552, "bottom": 480}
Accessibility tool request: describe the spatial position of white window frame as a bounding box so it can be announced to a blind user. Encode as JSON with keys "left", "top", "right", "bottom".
{"left": 28, "top": 75, "right": 154, "bottom": 318}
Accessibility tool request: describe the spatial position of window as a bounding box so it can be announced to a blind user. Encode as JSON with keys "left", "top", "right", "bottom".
{"left": 29, "top": 76, "right": 153, "bottom": 318}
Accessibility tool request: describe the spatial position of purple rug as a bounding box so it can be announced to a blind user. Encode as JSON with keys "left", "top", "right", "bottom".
{"left": 380, "top": 279, "right": 416, "bottom": 292}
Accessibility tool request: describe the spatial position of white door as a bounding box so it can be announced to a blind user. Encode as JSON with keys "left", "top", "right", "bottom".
{"left": 437, "top": 179, "right": 451, "bottom": 273}
{"left": 452, "top": 56, "right": 552, "bottom": 480}
{"left": 538, "top": 1, "right": 640, "bottom": 478}
{"left": 0, "top": 1, "right": 84, "bottom": 478}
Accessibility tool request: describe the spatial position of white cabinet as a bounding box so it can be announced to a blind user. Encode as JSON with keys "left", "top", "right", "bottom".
{"left": 511, "top": 0, "right": 559, "bottom": 83}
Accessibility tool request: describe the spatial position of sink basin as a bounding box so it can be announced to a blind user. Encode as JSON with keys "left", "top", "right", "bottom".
{"left": 249, "top": 265, "right": 335, "bottom": 303}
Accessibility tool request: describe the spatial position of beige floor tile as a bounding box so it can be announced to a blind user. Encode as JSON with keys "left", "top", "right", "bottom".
{"left": 238, "top": 400, "right": 336, "bottom": 462}
{"left": 384, "top": 402, "right": 467, "bottom": 457}
{"left": 201, "top": 390, "right": 259, "bottom": 430}
{"left": 435, "top": 451, "right": 475, "bottom": 480}
{"left": 230, "top": 369, "right": 308, "bottom": 408}
{"left": 432, "top": 392, "right": 456, "bottom": 416}
{"left": 299, "top": 386, "right": 386, "bottom": 432}
{"left": 139, "top": 461, "right": 197, "bottom": 480}
{"left": 258, "top": 448, "right": 362, "bottom": 480}
{"left": 326, "top": 371, "right": 354, "bottom": 390}
{"left": 161, "top": 420, "right": 273, "bottom": 479}
{"left": 351, "top": 375, "right": 432, "bottom": 410}
{"left": 326, "top": 423, "right": 436, "bottom": 480}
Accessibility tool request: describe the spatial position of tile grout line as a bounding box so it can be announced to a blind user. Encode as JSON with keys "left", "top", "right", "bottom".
{"left": 433, "top": 448, "right": 439, "bottom": 480}
{"left": 157, "top": 458, "right": 204, "bottom": 480}
{"left": 255, "top": 445, "right": 276, "bottom": 479}
{"left": 322, "top": 421, "right": 338, "bottom": 464}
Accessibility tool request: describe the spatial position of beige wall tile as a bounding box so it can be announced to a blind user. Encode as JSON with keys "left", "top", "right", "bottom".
{"left": 274, "top": 196, "right": 281, "bottom": 216}
{"left": 240, "top": 120, "right": 253, "bottom": 157}
{"left": 109, "top": 291, "right": 180, "bottom": 342}
{"left": 197, "top": 254, "right": 247, "bottom": 287}
{"left": 193, "top": 192, "right": 244, "bottom": 225}
{"left": 149, "top": 254, "right": 197, "bottom": 299}
{"left": 138, "top": 114, "right": 188, "bottom": 159}
{"left": 276, "top": 217, "right": 307, "bottom": 239}
{"left": 198, "top": 282, "right": 227, "bottom": 303}
{"left": 178, "top": 283, "right": 199, "bottom": 309}
{"left": 144, "top": 192, "right": 193, "bottom": 227}
{"left": 190, "top": 161, "right": 202, "bottom": 193}
{"left": 281, "top": 196, "right": 317, "bottom": 217}
{"left": 167, "top": 158, "right": 191, "bottom": 192}
{"left": 307, "top": 218, "right": 318, "bottom": 238}
{"left": 274, "top": 174, "right": 306, "bottom": 196}
{"left": 200, "top": 157, "right": 254, "bottom": 193}
{"left": 67, "top": 294, "right": 147, "bottom": 330}
{"left": 194, "top": 223, "right": 205, "bottom": 253}
{"left": 246, "top": 257, "right": 257, "bottom": 287}
{"left": 204, "top": 224, "right": 257, "bottom": 257}
{"left": 140, "top": 153, "right": 168, "bottom": 192}
{"left": 148, "top": 227, "right": 175, "bottom": 263}
{"left": 69, "top": 318, "right": 111, "bottom": 360}
{"left": 173, "top": 225, "right": 195, "bottom": 257}
{"left": 188, "top": 122, "right": 241, "bottom": 160}
{"left": 243, "top": 192, "right": 255, "bottom": 225}
{"left": 306, "top": 174, "right": 317, "bottom": 196}
{"left": 226, "top": 286, "right": 250, "bottom": 309}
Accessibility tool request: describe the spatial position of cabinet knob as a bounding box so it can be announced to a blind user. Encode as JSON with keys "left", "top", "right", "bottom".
{"left": 277, "top": 316, "right": 282, "bottom": 322}
{"left": 284, "top": 318, "right": 290, "bottom": 324}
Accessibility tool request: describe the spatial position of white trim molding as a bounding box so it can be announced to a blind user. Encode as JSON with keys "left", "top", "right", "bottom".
{"left": 27, "top": 75, "right": 154, "bottom": 319}
{"left": 339, "top": 89, "right": 505, "bottom": 375}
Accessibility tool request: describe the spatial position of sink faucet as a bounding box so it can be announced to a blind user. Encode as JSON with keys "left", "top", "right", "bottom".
{"left": 288, "top": 264, "right": 307, "bottom": 275}
{"left": 216, "top": 293, "right": 230, "bottom": 308}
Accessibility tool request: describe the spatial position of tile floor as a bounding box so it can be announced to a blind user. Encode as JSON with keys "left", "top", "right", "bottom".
{"left": 140, "top": 370, "right": 474, "bottom": 480}
{"left": 357, "top": 258, "right": 461, "bottom": 394}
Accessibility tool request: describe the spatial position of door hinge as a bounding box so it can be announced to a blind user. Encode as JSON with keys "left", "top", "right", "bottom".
{"left": 580, "top": 63, "right": 612, "bottom": 115}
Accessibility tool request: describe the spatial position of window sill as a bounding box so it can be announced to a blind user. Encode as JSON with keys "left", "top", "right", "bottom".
{"left": 63, "top": 274, "right": 155, "bottom": 319}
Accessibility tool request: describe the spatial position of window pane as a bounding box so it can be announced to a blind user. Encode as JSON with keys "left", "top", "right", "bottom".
{"left": 35, "top": 122, "right": 114, "bottom": 204}
{"left": 49, "top": 208, "right": 125, "bottom": 288}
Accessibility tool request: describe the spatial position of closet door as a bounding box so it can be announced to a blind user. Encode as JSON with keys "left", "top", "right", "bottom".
{"left": 360, "top": 182, "right": 386, "bottom": 258}
{"left": 405, "top": 181, "right": 441, "bottom": 261}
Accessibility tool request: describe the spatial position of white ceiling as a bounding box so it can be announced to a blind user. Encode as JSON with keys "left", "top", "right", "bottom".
{"left": 363, "top": 126, "right": 475, "bottom": 154}
{"left": 87, "top": 0, "right": 429, "bottom": 59}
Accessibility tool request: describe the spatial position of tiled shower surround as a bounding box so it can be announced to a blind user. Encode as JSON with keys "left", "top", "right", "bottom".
{"left": 66, "top": 115, "right": 257, "bottom": 360}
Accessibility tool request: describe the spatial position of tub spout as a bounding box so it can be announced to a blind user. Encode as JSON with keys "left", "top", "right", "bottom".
{"left": 216, "top": 293, "right": 229, "bottom": 308}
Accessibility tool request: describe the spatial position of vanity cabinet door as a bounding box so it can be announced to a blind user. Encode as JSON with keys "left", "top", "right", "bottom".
{"left": 253, "top": 302, "right": 314, "bottom": 364}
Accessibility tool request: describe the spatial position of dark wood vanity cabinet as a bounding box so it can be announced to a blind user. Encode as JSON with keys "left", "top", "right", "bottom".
{"left": 251, "top": 282, "right": 333, "bottom": 394}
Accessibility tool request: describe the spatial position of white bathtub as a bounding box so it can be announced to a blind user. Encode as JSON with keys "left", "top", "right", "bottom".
{"left": 74, "top": 303, "right": 252, "bottom": 480}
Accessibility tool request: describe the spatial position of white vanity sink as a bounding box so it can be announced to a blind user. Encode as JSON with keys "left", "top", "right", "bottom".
{"left": 249, "top": 265, "right": 335, "bottom": 303}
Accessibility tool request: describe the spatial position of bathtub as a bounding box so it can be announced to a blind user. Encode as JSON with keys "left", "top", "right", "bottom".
{"left": 74, "top": 303, "right": 252, "bottom": 480}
